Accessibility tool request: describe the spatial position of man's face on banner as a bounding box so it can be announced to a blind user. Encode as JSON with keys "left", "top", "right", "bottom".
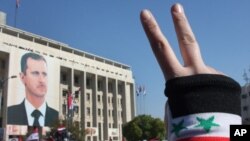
{"left": 20, "top": 57, "right": 48, "bottom": 98}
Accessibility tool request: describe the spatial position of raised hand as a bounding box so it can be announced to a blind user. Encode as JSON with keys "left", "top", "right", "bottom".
{"left": 140, "top": 3, "right": 221, "bottom": 80}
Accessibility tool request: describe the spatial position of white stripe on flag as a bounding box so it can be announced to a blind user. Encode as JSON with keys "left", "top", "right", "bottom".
{"left": 168, "top": 112, "right": 241, "bottom": 141}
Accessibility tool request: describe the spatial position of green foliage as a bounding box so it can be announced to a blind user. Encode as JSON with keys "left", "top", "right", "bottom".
{"left": 122, "top": 115, "right": 166, "bottom": 141}
{"left": 67, "top": 121, "right": 85, "bottom": 141}
{"left": 47, "top": 119, "right": 85, "bottom": 141}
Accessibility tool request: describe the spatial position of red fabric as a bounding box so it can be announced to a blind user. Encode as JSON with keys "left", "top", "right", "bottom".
{"left": 178, "top": 137, "right": 229, "bottom": 141}
{"left": 67, "top": 92, "right": 73, "bottom": 109}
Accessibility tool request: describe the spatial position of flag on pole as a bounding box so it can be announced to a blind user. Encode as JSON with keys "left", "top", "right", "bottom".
{"left": 67, "top": 91, "right": 73, "bottom": 110}
{"left": 16, "top": 0, "right": 20, "bottom": 8}
{"left": 57, "top": 125, "right": 66, "bottom": 132}
{"left": 136, "top": 85, "right": 146, "bottom": 96}
{"left": 142, "top": 85, "right": 146, "bottom": 95}
{"left": 26, "top": 128, "right": 39, "bottom": 141}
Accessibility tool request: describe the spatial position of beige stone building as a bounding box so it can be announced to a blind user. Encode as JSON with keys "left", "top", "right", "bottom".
{"left": 0, "top": 15, "right": 135, "bottom": 140}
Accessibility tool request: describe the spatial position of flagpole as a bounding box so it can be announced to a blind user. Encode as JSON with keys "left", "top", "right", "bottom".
{"left": 14, "top": 4, "right": 18, "bottom": 27}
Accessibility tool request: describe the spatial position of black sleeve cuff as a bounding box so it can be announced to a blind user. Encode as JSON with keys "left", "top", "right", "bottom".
{"left": 165, "top": 74, "right": 241, "bottom": 118}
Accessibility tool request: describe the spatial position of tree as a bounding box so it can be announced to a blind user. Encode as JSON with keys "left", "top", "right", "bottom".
{"left": 123, "top": 115, "right": 166, "bottom": 141}
{"left": 47, "top": 119, "right": 85, "bottom": 141}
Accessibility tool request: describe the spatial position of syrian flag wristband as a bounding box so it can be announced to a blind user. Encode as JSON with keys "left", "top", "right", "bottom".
{"left": 164, "top": 74, "right": 242, "bottom": 141}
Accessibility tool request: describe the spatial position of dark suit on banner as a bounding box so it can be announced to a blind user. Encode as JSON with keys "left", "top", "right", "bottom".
{"left": 7, "top": 100, "right": 58, "bottom": 126}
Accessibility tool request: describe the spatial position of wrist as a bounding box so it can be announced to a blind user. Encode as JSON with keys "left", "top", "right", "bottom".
{"left": 165, "top": 74, "right": 241, "bottom": 118}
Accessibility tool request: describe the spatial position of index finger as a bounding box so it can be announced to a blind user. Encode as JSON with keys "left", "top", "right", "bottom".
{"left": 140, "top": 10, "right": 182, "bottom": 79}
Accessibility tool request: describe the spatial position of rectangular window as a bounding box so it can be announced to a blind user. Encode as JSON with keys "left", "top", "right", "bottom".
{"left": 74, "top": 75, "right": 79, "bottom": 85}
{"left": 61, "top": 73, "right": 67, "bottom": 82}
{"left": 87, "top": 107, "right": 91, "bottom": 116}
{"left": 1, "top": 60, "right": 5, "bottom": 69}
{"left": 243, "top": 106, "right": 248, "bottom": 111}
{"left": 108, "top": 82, "right": 113, "bottom": 93}
{"left": 87, "top": 122, "right": 91, "bottom": 127}
{"left": 98, "top": 109, "right": 101, "bottom": 116}
{"left": 98, "top": 123, "right": 102, "bottom": 140}
{"left": 86, "top": 77, "right": 91, "bottom": 89}
{"left": 63, "top": 104, "right": 67, "bottom": 115}
{"left": 62, "top": 89, "right": 68, "bottom": 97}
{"left": 98, "top": 95, "right": 101, "bottom": 103}
{"left": 75, "top": 92, "right": 79, "bottom": 98}
{"left": 118, "top": 83, "right": 123, "bottom": 94}
{"left": 74, "top": 106, "right": 79, "bottom": 114}
{"left": 86, "top": 93, "right": 90, "bottom": 101}
{"left": 98, "top": 80, "right": 103, "bottom": 91}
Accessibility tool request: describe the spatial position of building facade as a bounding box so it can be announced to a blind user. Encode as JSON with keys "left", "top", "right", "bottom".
{"left": 0, "top": 22, "right": 135, "bottom": 141}
{"left": 241, "top": 84, "right": 250, "bottom": 124}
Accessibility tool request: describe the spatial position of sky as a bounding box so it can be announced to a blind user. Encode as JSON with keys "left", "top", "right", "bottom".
{"left": 1, "top": 0, "right": 250, "bottom": 119}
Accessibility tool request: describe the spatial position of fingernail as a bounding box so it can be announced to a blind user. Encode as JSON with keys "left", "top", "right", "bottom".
{"left": 142, "top": 9, "right": 151, "bottom": 20}
{"left": 173, "top": 3, "right": 183, "bottom": 13}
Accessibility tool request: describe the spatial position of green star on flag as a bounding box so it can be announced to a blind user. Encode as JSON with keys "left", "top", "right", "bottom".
{"left": 195, "top": 116, "right": 220, "bottom": 132}
{"left": 171, "top": 119, "right": 187, "bottom": 137}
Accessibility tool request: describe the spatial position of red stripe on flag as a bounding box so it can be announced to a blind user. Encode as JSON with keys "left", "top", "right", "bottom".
{"left": 67, "top": 92, "right": 73, "bottom": 109}
{"left": 178, "top": 137, "right": 229, "bottom": 141}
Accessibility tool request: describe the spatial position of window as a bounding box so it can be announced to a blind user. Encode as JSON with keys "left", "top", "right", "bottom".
{"left": 74, "top": 106, "right": 79, "bottom": 114}
{"left": 98, "top": 123, "right": 102, "bottom": 140}
{"left": 1, "top": 60, "right": 5, "bottom": 69}
{"left": 61, "top": 73, "right": 67, "bottom": 82}
{"left": 98, "top": 80, "right": 103, "bottom": 91}
{"left": 98, "top": 95, "right": 101, "bottom": 103}
{"left": 118, "top": 83, "right": 123, "bottom": 94}
{"left": 243, "top": 106, "right": 248, "bottom": 111}
{"left": 62, "top": 104, "right": 66, "bottom": 115}
{"left": 62, "top": 89, "right": 68, "bottom": 97}
{"left": 87, "top": 107, "right": 91, "bottom": 116}
{"left": 98, "top": 109, "right": 101, "bottom": 116}
{"left": 108, "top": 82, "right": 113, "bottom": 93}
{"left": 87, "top": 122, "right": 91, "bottom": 127}
{"left": 74, "top": 75, "right": 79, "bottom": 85}
{"left": 86, "top": 93, "right": 90, "bottom": 101}
{"left": 86, "top": 77, "right": 92, "bottom": 89}
{"left": 75, "top": 91, "right": 79, "bottom": 98}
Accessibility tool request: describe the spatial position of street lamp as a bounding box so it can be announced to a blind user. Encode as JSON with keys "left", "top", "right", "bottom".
{"left": 0, "top": 75, "right": 17, "bottom": 88}
{"left": 0, "top": 75, "right": 17, "bottom": 127}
